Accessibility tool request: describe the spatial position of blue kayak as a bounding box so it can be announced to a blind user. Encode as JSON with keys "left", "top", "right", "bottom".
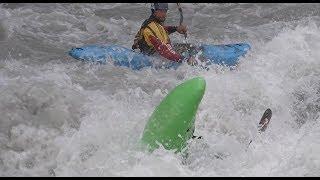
{"left": 68, "top": 43, "right": 250, "bottom": 70}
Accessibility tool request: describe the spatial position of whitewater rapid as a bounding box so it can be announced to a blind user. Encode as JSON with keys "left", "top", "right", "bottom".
{"left": 0, "top": 3, "right": 319, "bottom": 176}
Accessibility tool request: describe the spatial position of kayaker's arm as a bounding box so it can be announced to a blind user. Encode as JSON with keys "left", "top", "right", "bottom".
{"left": 164, "top": 25, "right": 187, "bottom": 35}
{"left": 148, "top": 35, "right": 183, "bottom": 63}
{"left": 164, "top": 26, "right": 177, "bottom": 34}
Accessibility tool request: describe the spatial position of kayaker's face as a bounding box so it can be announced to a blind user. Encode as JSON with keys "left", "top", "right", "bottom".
{"left": 154, "top": 9, "right": 167, "bottom": 23}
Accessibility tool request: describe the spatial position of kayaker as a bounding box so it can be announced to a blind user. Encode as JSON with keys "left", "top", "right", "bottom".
{"left": 132, "top": 3, "right": 197, "bottom": 65}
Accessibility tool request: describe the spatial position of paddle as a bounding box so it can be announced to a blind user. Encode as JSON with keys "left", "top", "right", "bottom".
{"left": 177, "top": 3, "right": 187, "bottom": 39}
{"left": 175, "top": 4, "right": 210, "bottom": 70}
{"left": 246, "top": 108, "right": 272, "bottom": 151}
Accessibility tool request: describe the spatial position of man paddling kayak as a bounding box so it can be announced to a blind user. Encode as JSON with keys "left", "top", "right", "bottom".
{"left": 132, "top": 3, "right": 197, "bottom": 65}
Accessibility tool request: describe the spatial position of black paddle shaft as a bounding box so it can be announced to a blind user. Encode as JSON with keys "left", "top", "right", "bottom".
{"left": 177, "top": 3, "right": 187, "bottom": 39}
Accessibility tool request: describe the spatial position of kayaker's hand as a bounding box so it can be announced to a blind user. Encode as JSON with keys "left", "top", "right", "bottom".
{"left": 132, "top": 44, "right": 139, "bottom": 50}
{"left": 132, "top": 39, "right": 140, "bottom": 50}
{"left": 177, "top": 24, "right": 187, "bottom": 35}
{"left": 187, "top": 56, "right": 198, "bottom": 66}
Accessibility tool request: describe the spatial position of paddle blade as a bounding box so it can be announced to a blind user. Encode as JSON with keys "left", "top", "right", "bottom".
{"left": 258, "top": 108, "right": 272, "bottom": 132}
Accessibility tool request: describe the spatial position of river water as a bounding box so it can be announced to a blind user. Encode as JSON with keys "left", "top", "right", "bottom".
{"left": 0, "top": 3, "right": 319, "bottom": 176}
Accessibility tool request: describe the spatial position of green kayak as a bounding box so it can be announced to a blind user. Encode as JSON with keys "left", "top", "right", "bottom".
{"left": 141, "top": 77, "right": 206, "bottom": 153}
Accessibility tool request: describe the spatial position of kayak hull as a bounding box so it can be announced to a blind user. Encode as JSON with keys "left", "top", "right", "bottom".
{"left": 68, "top": 43, "right": 250, "bottom": 70}
{"left": 141, "top": 77, "right": 206, "bottom": 153}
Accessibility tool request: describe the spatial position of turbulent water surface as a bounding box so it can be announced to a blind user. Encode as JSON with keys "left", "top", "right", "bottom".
{"left": 0, "top": 3, "right": 320, "bottom": 176}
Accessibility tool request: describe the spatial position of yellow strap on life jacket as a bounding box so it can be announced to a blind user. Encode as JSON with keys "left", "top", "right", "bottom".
{"left": 142, "top": 21, "right": 170, "bottom": 48}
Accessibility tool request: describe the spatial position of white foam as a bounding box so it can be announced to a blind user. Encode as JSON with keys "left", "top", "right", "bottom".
{"left": 0, "top": 3, "right": 319, "bottom": 177}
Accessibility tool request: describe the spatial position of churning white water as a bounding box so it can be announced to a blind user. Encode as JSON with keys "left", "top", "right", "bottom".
{"left": 0, "top": 3, "right": 319, "bottom": 176}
